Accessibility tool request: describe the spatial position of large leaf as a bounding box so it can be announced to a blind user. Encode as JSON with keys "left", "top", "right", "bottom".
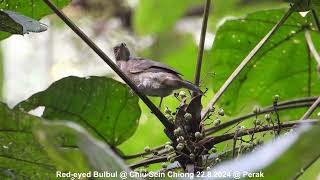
{"left": 0, "top": 0, "right": 70, "bottom": 40}
{"left": 34, "top": 120, "right": 135, "bottom": 177}
{"left": 209, "top": 0, "right": 288, "bottom": 30}
{"left": 208, "top": 9, "right": 320, "bottom": 117}
{"left": 207, "top": 123, "right": 320, "bottom": 180}
{"left": 133, "top": 0, "right": 199, "bottom": 35}
{"left": 0, "top": 10, "right": 47, "bottom": 35}
{"left": 15, "top": 76, "right": 141, "bottom": 146}
{"left": 0, "top": 102, "right": 57, "bottom": 179}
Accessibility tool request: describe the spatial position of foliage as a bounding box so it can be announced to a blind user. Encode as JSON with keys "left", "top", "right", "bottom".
{"left": 0, "top": 10, "right": 48, "bottom": 34}
{"left": 208, "top": 9, "right": 320, "bottom": 117}
{"left": 16, "top": 76, "right": 141, "bottom": 146}
{"left": 0, "top": 0, "right": 320, "bottom": 179}
{"left": 0, "top": 0, "right": 70, "bottom": 40}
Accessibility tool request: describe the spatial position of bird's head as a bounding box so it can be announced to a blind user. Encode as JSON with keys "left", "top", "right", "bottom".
{"left": 113, "top": 42, "right": 130, "bottom": 61}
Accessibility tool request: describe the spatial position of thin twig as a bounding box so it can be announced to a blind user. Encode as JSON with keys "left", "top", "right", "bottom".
{"left": 194, "top": 0, "right": 211, "bottom": 87}
{"left": 300, "top": 96, "right": 320, "bottom": 120}
{"left": 201, "top": 119, "right": 319, "bottom": 148}
{"left": 201, "top": 3, "right": 300, "bottom": 120}
{"left": 205, "top": 98, "right": 318, "bottom": 135}
{"left": 122, "top": 144, "right": 167, "bottom": 160}
{"left": 43, "top": 0, "right": 174, "bottom": 132}
{"left": 312, "top": 9, "right": 320, "bottom": 32}
{"left": 305, "top": 30, "right": 320, "bottom": 64}
{"left": 273, "top": 101, "right": 281, "bottom": 135}
{"left": 130, "top": 156, "right": 169, "bottom": 169}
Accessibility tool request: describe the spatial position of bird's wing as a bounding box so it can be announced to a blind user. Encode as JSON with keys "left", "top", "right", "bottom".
{"left": 129, "top": 58, "right": 182, "bottom": 75}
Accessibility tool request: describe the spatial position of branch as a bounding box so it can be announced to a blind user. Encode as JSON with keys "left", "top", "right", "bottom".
{"left": 201, "top": 119, "right": 319, "bottom": 148}
{"left": 129, "top": 156, "right": 169, "bottom": 169}
{"left": 43, "top": 0, "right": 174, "bottom": 132}
{"left": 201, "top": 2, "right": 299, "bottom": 120}
{"left": 122, "top": 144, "right": 167, "bottom": 160}
{"left": 304, "top": 30, "right": 320, "bottom": 64}
{"left": 300, "top": 96, "right": 320, "bottom": 120}
{"left": 312, "top": 9, "right": 320, "bottom": 32}
{"left": 205, "top": 97, "right": 319, "bottom": 135}
{"left": 194, "top": 0, "right": 211, "bottom": 87}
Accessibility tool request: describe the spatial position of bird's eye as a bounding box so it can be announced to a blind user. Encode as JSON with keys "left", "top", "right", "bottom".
{"left": 114, "top": 47, "right": 119, "bottom": 51}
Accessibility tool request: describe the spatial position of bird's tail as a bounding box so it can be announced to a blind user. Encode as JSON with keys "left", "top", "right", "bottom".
{"left": 178, "top": 80, "right": 202, "bottom": 94}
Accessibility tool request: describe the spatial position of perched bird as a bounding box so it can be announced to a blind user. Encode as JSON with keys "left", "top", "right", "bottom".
{"left": 113, "top": 43, "right": 201, "bottom": 107}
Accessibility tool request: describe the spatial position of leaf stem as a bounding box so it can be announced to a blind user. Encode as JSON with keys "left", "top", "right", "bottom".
{"left": 312, "top": 9, "right": 320, "bottom": 32}
{"left": 42, "top": 0, "right": 174, "bottom": 132}
{"left": 194, "top": 0, "right": 211, "bottom": 87}
{"left": 304, "top": 30, "right": 320, "bottom": 64}
{"left": 201, "top": 3, "right": 299, "bottom": 119}
{"left": 300, "top": 96, "right": 320, "bottom": 120}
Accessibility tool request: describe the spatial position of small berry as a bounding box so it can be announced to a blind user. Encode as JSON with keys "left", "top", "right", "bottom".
{"left": 195, "top": 132, "right": 202, "bottom": 139}
{"left": 190, "top": 153, "right": 195, "bottom": 160}
{"left": 273, "top": 94, "right": 279, "bottom": 103}
{"left": 184, "top": 113, "right": 192, "bottom": 121}
{"left": 253, "top": 106, "right": 261, "bottom": 114}
{"left": 179, "top": 91, "right": 187, "bottom": 99}
{"left": 161, "top": 163, "right": 167, "bottom": 168}
{"left": 164, "top": 106, "right": 172, "bottom": 114}
{"left": 215, "top": 158, "right": 221, "bottom": 163}
{"left": 214, "top": 119, "right": 221, "bottom": 126}
{"left": 144, "top": 146, "right": 151, "bottom": 153}
{"left": 174, "top": 127, "right": 183, "bottom": 136}
{"left": 218, "top": 108, "right": 225, "bottom": 116}
{"left": 265, "top": 114, "right": 271, "bottom": 121}
{"left": 176, "top": 143, "right": 184, "bottom": 151}
{"left": 165, "top": 145, "right": 172, "bottom": 150}
{"left": 254, "top": 119, "right": 261, "bottom": 126}
{"left": 177, "top": 136, "right": 184, "bottom": 143}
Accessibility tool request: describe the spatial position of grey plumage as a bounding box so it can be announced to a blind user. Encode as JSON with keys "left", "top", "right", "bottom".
{"left": 113, "top": 43, "right": 201, "bottom": 105}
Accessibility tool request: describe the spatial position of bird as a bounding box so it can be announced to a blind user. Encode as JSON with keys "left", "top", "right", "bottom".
{"left": 113, "top": 42, "right": 201, "bottom": 108}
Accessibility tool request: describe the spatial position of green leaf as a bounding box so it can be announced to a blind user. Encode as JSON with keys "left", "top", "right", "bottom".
{"left": 208, "top": 9, "right": 320, "bottom": 118}
{"left": 133, "top": 0, "right": 198, "bottom": 35}
{"left": 15, "top": 76, "right": 141, "bottom": 146}
{"left": 34, "top": 120, "right": 134, "bottom": 175}
{"left": 0, "top": 0, "right": 70, "bottom": 40}
{"left": 209, "top": 0, "right": 288, "bottom": 30}
{"left": 0, "top": 102, "right": 56, "bottom": 179}
{"left": 0, "top": 10, "right": 47, "bottom": 35}
{"left": 261, "top": 124, "right": 320, "bottom": 179}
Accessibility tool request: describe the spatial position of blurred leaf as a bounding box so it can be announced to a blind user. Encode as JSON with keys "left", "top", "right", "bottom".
{"left": 208, "top": 9, "right": 320, "bottom": 118}
{"left": 208, "top": 123, "right": 320, "bottom": 180}
{"left": 209, "top": 0, "right": 287, "bottom": 30}
{"left": 0, "top": 0, "right": 70, "bottom": 40}
{"left": 15, "top": 76, "right": 141, "bottom": 146}
{"left": 0, "top": 102, "right": 56, "bottom": 179}
{"left": 0, "top": 10, "right": 47, "bottom": 34}
{"left": 134, "top": 0, "right": 199, "bottom": 34}
{"left": 34, "top": 120, "right": 134, "bottom": 175}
